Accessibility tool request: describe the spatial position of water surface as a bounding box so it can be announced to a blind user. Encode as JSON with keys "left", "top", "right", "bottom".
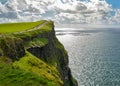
{"left": 56, "top": 28, "right": 120, "bottom": 86}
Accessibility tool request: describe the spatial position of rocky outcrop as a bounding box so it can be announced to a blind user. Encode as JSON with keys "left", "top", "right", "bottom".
{"left": 0, "top": 37, "right": 25, "bottom": 60}
{"left": 27, "top": 23, "right": 78, "bottom": 86}
{"left": 0, "top": 21, "right": 78, "bottom": 86}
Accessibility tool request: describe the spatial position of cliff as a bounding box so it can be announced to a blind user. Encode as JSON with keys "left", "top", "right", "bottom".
{"left": 0, "top": 20, "right": 78, "bottom": 86}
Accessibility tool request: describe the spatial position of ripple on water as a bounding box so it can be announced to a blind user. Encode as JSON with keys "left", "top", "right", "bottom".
{"left": 57, "top": 29, "right": 120, "bottom": 86}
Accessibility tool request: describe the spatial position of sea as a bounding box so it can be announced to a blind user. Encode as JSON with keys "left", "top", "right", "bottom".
{"left": 56, "top": 27, "right": 120, "bottom": 86}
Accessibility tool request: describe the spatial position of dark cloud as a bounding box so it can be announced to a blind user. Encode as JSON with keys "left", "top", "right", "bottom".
{"left": 0, "top": 12, "right": 18, "bottom": 19}
{"left": 76, "top": 3, "right": 87, "bottom": 10}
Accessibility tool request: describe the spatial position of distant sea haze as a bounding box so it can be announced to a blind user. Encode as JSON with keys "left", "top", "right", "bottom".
{"left": 55, "top": 24, "right": 120, "bottom": 29}
{"left": 56, "top": 27, "right": 120, "bottom": 86}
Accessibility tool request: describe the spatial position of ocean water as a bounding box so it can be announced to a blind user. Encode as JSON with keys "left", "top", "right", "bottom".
{"left": 56, "top": 28, "right": 120, "bottom": 86}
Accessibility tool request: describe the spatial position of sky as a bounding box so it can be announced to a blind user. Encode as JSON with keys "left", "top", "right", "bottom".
{"left": 0, "top": 0, "right": 120, "bottom": 25}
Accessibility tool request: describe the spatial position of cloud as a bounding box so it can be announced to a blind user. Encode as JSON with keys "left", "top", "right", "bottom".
{"left": 109, "top": 9, "right": 120, "bottom": 24}
{"left": 52, "top": 0, "right": 113, "bottom": 24}
{"left": 0, "top": 0, "right": 119, "bottom": 24}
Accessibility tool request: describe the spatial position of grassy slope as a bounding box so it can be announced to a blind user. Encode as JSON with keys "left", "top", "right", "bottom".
{"left": 25, "top": 38, "right": 48, "bottom": 49}
{"left": 0, "top": 52, "right": 63, "bottom": 86}
{"left": 0, "top": 20, "right": 63, "bottom": 86}
{"left": 12, "top": 20, "right": 53, "bottom": 40}
{"left": 0, "top": 20, "right": 46, "bottom": 33}
{"left": 0, "top": 62, "right": 57, "bottom": 86}
{"left": 13, "top": 51, "right": 63, "bottom": 86}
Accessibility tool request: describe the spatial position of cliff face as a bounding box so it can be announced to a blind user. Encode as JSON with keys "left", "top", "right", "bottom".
{"left": 0, "top": 21, "right": 78, "bottom": 86}
{"left": 27, "top": 25, "right": 78, "bottom": 86}
{"left": 0, "top": 37, "right": 25, "bottom": 60}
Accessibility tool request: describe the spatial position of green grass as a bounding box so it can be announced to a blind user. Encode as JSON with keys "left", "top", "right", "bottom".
{"left": 12, "top": 21, "right": 54, "bottom": 41}
{"left": 0, "top": 20, "right": 64, "bottom": 86}
{"left": 25, "top": 38, "right": 48, "bottom": 48}
{"left": 13, "top": 51, "right": 63, "bottom": 86}
{"left": 0, "top": 62, "right": 57, "bottom": 86}
{"left": 0, "top": 20, "right": 46, "bottom": 33}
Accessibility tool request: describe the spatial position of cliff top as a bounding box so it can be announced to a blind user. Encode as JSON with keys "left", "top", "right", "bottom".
{"left": 0, "top": 20, "right": 46, "bottom": 33}
{"left": 0, "top": 20, "right": 64, "bottom": 86}
{"left": 0, "top": 20, "right": 77, "bottom": 86}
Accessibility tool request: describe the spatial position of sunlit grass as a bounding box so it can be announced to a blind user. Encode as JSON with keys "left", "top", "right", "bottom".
{"left": 0, "top": 51, "right": 63, "bottom": 86}
{"left": 0, "top": 62, "right": 56, "bottom": 86}
{"left": 25, "top": 38, "right": 48, "bottom": 48}
{"left": 13, "top": 51, "right": 63, "bottom": 86}
{"left": 0, "top": 20, "right": 64, "bottom": 86}
{"left": 12, "top": 21, "right": 54, "bottom": 40}
{"left": 0, "top": 20, "right": 46, "bottom": 33}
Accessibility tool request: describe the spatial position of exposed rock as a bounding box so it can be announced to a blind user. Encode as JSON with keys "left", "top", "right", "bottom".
{"left": 27, "top": 23, "right": 78, "bottom": 86}
{"left": 0, "top": 37, "right": 25, "bottom": 60}
{"left": 0, "top": 21, "right": 78, "bottom": 86}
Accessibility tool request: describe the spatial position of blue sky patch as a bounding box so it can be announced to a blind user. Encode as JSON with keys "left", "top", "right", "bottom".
{"left": 106, "top": 0, "right": 120, "bottom": 9}
{"left": 0, "top": 0, "right": 7, "bottom": 4}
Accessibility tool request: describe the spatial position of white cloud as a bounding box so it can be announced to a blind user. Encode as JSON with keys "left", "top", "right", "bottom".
{"left": 0, "top": 0, "right": 119, "bottom": 25}
{"left": 109, "top": 9, "right": 120, "bottom": 24}
{"left": 52, "top": 0, "right": 113, "bottom": 24}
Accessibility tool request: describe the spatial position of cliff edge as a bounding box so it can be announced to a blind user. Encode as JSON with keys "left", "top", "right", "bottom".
{"left": 0, "top": 20, "right": 78, "bottom": 86}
